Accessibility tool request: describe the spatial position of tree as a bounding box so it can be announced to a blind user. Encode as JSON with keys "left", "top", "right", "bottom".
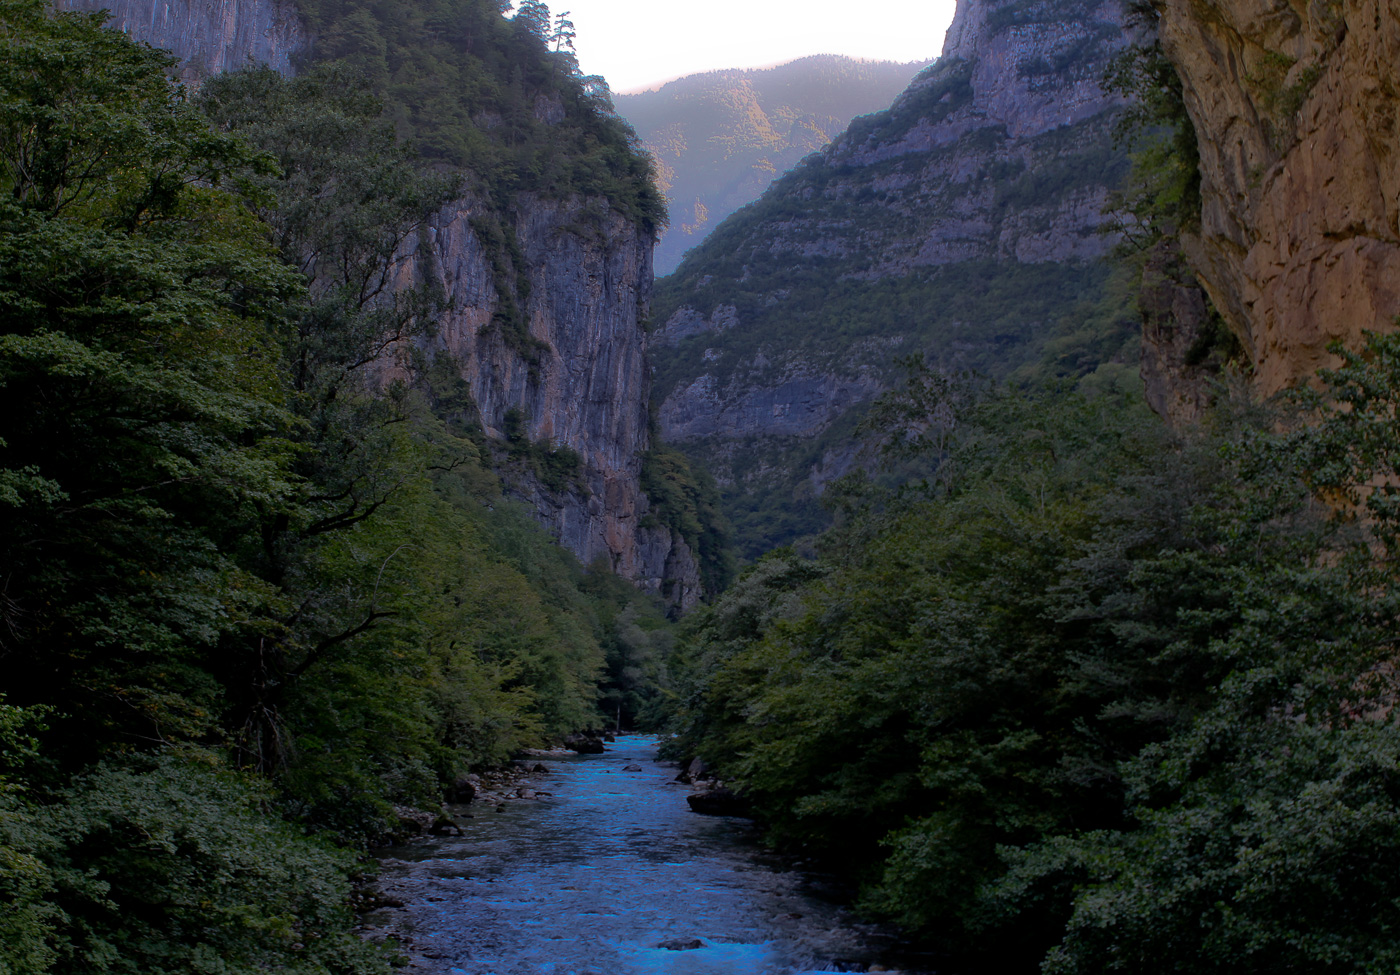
{"left": 0, "top": 0, "right": 303, "bottom": 761}
{"left": 513, "top": 0, "right": 550, "bottom": 41}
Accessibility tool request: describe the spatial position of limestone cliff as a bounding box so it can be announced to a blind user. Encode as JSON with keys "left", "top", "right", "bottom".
{"left": 1155, "top": 0, "right": 1400, "bottom": 396}
{"left": 62, "top": 0, "right": 702, "bottom": 608}
{"left": 650, "top": 0, "right": 1138, "bottom": 555}
{"left": 57, "top": 0, "right": 305, "bottom": 82}
{"left": 397, "top": 193, "right": 698, "bottom": 608}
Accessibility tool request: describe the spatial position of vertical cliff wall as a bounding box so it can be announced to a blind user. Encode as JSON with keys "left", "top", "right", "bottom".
{"left": 57, "top": 0, "right": 305, "bottom": 81}
{"left": 399, "top": 193, "right": 699, "bottom": 607}
{"left": 1155, "top": 0, "right": 1400, "bottom": 395}
{"left": 59, "top": 0, "right": 701, "bottom": 608}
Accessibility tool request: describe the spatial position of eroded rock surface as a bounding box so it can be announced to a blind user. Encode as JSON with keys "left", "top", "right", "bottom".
{"left": 1157, "top": 0, "right": 1400, "bottom": 395}
{"left": 57, "top": 0, "right": 305, "bottom": 82}
{"left": 394, "top": 194, "right": 698, "bottom": 600}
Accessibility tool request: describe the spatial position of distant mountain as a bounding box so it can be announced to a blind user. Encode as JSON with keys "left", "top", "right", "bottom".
{"left": 615, "top": 55, "right": 932, "bottom": 275}
{"left": 649, "top": 0, "right": 1139, "bottom": 558}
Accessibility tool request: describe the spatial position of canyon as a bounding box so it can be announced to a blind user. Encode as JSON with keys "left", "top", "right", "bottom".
{"left": 58, "top": 0, "right": 703, "bottom": 609}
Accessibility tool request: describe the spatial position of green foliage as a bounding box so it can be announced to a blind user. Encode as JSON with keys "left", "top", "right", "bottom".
{"left": 1288, "top": 329, "right": 1400, "bottom": 558}
{"left": 640, "top": 441, "right": 737, "bottom": 596}
{"left": 666, "top": 349, "right": 1400, "bottom": 970}
{"left": 501, "top": 407, "right": 586, "bottom": 494}
{"left": 1101, "top": 28, "right": 1202, "bottom": 249}
{"left": 36, "top": 753, "right": 388, "bottom": 974}
{"left": 285, "top": 0, "right": 666, "bottom": 232}
{"left": 0, "top": 0, "right": 303, "bottom": 765}
{"left": 0, "top": 8, "right": 680, "bottom": 971}
{"left": 469, "top": 216, "right": 550, "bottom": 370}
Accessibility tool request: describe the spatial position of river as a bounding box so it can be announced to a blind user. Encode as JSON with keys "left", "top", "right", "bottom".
{"left": 367, "top": 735, "right": 937, "bottom": 975}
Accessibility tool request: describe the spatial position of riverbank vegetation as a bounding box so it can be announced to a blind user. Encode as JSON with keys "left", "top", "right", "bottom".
{"left": 0, "top": 2, "right": 673, "bottom": 970}
{"left": 665, "top": 345, "right": 1400, "bottom": 972}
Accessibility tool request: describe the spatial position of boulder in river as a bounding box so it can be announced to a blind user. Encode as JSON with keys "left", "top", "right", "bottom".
{"left": 446, "top": 775, "right": 477, "bottom": 803}
{"left": 657, "top": 938, "right": 705, "bottom": 951}
{"left": 675, "top": 757, "right": 710, "bottom": 784}
{"left": 622, "top": 764, "right": 642, "bottom": 772}
{"left": 563, "top": 733, "right": 606, "bottom": 754}
{"left": 430, "top": 816, "right": 463, "bottom": 837}
{"left": 392, "top": 806, "right": 437, "bottom": 834}
{"left": 686, "top": 787, "right": 751, "bottom": 817}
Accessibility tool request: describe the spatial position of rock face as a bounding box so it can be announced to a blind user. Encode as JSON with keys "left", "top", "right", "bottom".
{"left": 396, "top": 194, "right": 697, "bottom": 596}
{"left": 1156, "top": 0, "right": 1400, "bottom": 396}
{"left": 57, "top": 0, "right": 305, "bottom": 82}
{"left": 63, "top": 0, "right": 702, "bottom": 604}
{"left": 650, "top": 0, "right": 1137, "bottom": 555}
{"left": 1138, "top": 242, "right": 1221, "bottom": 424}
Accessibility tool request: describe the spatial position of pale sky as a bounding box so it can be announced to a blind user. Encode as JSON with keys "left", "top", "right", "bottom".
{"left": 555, "top": 0, "right": 961, "bottom": 94}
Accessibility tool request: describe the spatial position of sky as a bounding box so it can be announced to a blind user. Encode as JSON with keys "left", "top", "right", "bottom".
{"left": 554, "top": 0, "right": 961, "bottom": 94}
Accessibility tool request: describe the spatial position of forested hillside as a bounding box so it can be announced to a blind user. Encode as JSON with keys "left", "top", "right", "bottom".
{"left": 649, "top": 0, "right": 1139, "bottom": 559}
{"left": 0, "top": 2, "right": 676, "bottom": 970}
{"left": 659, "top": 0, "right": 1400, "bottom": 970}
{"left": 616, "top": 56, "right": 931, "bottom": 274}
{"left": 666, "top": 353, "right": 1400, "bottom": 972}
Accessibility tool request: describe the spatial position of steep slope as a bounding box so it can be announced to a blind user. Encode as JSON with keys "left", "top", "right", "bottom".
{"left": 58, "top": 0, "right": 306, "bottom": 80}
{"left": 616, "top": 55, "right": 931, "bottom": 275}
{"left": 1152, "top": 0, "right": 1400, "bottom": 396}
{"left": 60, "top": 0, "right": 704, "bottom": 608}
{"left": 650, "top": 0, "right": 1137, "bottom": 556}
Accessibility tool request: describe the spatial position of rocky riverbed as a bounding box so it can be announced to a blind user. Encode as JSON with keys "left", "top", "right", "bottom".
{"left": 360, "top": 735, "right": 936, "bottom": 974}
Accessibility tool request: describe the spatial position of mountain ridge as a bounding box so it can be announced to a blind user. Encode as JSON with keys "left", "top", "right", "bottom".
{"left": 648, "top": 0, "right": 1137, "bottom": 556}
{"left": 616, "top": 54, "right": 932, "bottom": 275}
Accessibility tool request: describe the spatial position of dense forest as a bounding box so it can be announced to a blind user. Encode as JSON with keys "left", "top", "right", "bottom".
{"left": 0, "top": 1, "right": 675, "bottom": 970}
{"left": 661, "top": 19, "right": 1400, "bottom": 974}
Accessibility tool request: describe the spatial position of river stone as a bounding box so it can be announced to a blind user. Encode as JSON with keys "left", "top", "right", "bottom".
{"left": 675, "top": 756, "right": 709, "bottom": 784}
{"left": 392, "top": 806, "right": 436, "bottom": 834}
{"left": 622, "top": 764, "right": 642, "bottom": 771}
{"left": 563, "top": 732, "right": 605, "bottom": 754}
{"left": 686, "top": 787, "right": 751, "bottom": 817}
{"left": 430, "top": 816, "right": 462, "bottom": 836}
{"left": 657, "top": 938, "right": 705, "bottom": 951}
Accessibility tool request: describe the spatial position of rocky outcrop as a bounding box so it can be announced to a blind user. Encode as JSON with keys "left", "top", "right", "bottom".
{"left": 1138, "top": 241, "right": 1233, "bottom": 424}
{"left": 397, "top": 193, "right": 699, "bottom": 597}
{"left": 1155, "top": 0, "right": 1400, "bottom": 396}
{"left": 661, "top": 358, "right": 886, "bottom": 442}
{"left": 64, "top": 0, "right": 703, "bottom": 602}
{"left": 56, "top": 0, "right": 305, "bottom": 82}
{"left": 686, "top": 787, "right": 752, "bottom": 817}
